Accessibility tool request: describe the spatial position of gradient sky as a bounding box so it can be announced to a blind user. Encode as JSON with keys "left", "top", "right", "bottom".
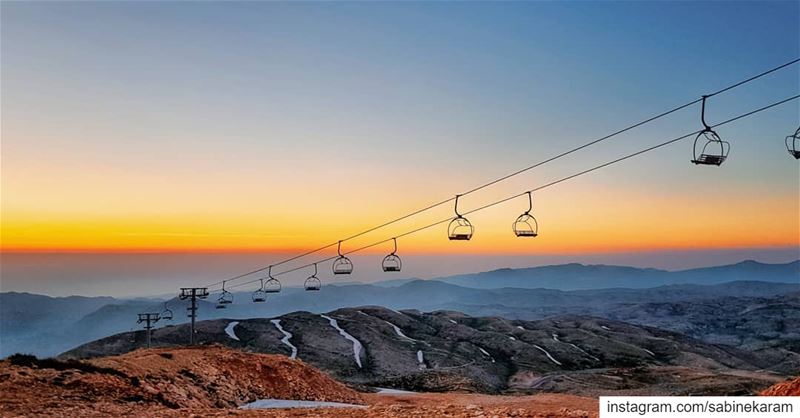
{"left": 1, "top": 1, "right": 799, "bottom": 296}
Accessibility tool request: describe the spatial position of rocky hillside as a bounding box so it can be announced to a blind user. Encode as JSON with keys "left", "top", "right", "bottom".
{"left": 62, "top": 307, "right": 791, "bottom": 395}
{"left": 0, "top": 345, "right": 363, "bottom": 416}
{"left": 761, "top": 377, "right": 800, "bottom": 396}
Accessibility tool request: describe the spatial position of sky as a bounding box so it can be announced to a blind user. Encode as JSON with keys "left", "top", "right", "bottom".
{"left": 1, "top": 1, "right": 799, "bottom": 297}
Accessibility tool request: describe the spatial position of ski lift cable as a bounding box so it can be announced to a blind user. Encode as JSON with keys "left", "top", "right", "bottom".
{"left": 223, "top": 93, "right": 799, "bottom": 291}
{"left": 204, "top": 59, "right": 799, "bottom": 289}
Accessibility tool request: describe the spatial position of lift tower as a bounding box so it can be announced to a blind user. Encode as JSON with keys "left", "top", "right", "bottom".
{"left": 179, "top": 287, "right": 208, "bottom": 345}
{"left": 136, "top": 313, "right": 161, "bottom": 348}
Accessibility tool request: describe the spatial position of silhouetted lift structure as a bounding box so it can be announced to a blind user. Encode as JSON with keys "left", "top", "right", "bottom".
{"left": 175, "top": 61, "right": 799, "bottom": 334}
{"left": 692, "top": 95, "right": 730, "bottom": 166}
{"left": 786, "top": 126, "right": 800, "bottom": 159}
{"left": 179, "top": 287, "right": 208, "bottom": 345}
{"left": 513, "top": 191, "right": 539, "bottom": 237}
{"left": 448, "top": 194, "right": 473, "bottom": 240}
{"left": 305, "top": 263, "right": 321, "bottom": 291}
{"left": 137, "top": 312, "right": 160, "bottom": 348}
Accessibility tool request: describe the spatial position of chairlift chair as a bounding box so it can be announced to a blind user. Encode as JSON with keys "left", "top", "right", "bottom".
{"left": 332, "top": 241, "right": 354, "bottom": 274}
{"left": 161, "top": 301, "right": 174, "bottom": 321}
{"left": 447, "top": 195, "right": 474, "bottom": 240}
{"left": 382, "top": 238, "right": 402, "bottom": 272}
{"left": 691, "top": 95, "right": 730, "bottom": 166}
{"left": 216, "top": 281, "right": 233, "bottom": 309}
{"left": 304, "top": 263, "right": 322, "bottom": 291}
{"left": 264, "top": 266, "right": 282, "bottom": 293}
{"left": 513, "top": 192, "right": 539, "bottom": 237}
{"left": 252, "top": 279, "right": 267, "bottom": 302}
{"left": 786, "top": 126, "right": 800, "bottom": 159}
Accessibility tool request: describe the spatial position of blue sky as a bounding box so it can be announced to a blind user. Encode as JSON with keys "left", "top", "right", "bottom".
{"left": 1, "top": 1, "right": 798, "bottom": 296}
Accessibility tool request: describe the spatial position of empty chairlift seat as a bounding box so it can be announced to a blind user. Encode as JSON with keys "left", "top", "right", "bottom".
{"left": 513, "top": 192, "right": 539, "bottom": 238}
{"left": 448, "top": 194, "right": 474, "bottom": 241}
{"left": 786, "top": 127, "right": 800, "bottom": 159}
{"left": 263, "top": 266, "right": 281, "bottom": 293}
{"left": 305, "top": 263, "right": 322, "bottom": 291}
{"left": 216, "top": 284, "right": 233, "bottom": 309}
{"left": 252, "top": 279, "right": 267, "bottom": 302}
{"left": 692, "top": 95, "right": 730, "bottom": 166}
{"left": 382, "top": 238, "right": 402, "bottom": 272}
{"left": 332, "top": 241, "right": 353, "bottom": 274}
{"left": 160, "top": 302, "right": 174, "bottom": 320}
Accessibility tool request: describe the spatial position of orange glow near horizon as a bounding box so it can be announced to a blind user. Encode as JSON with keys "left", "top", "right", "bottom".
{"left": 3, "top": 184, "right": 798, "bottom": 255}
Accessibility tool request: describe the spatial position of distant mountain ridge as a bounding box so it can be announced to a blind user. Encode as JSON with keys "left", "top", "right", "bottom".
{"left": 418, "top": 260, "right": 799, "bottom": 290}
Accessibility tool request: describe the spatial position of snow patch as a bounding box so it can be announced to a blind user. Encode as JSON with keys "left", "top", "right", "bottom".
{"left": 241, "top": 399, "right": 366, "bottom": 410}
{"left": 553, "top": 333, "right": 599, "bottom": 361}
{"left": 225, "top": 321, "right": 240, "bottom": 341}
{"left": 417, "top": 350, "right": 426, "bottom": 369}
{"left": 321, "top": 314, "right": 364, "bottom": 368}
{"left": 533, "top": 344, "right": 562, "bottom": 366}
{"left": 385, "top": 320, "right": 416, "bottom": 342}
{"left": 643, "top": 348, "right": 655, "bottom": 357}
{"left": 509, "top": 336, "right": 516, "bottom": 341}
{"left": 270, "top": 319, "right": 298, "bottom": 360}
{"left": 375, "top": 387, "right": 417, "bottom": 395}
{"left": 448, "top": 319, "right": 458, "bottom": 324}
{"left": 478, "top": 347, "right": 495, "bottom": 363}
{"left": 601, "top": 325, "right": 611, "bottom": 330}
{"left": 516, "top": 326, "right": 525, "bottom": 330}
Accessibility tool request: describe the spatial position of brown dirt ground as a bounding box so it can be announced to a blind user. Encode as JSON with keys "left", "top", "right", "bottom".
{"left": 150, "top": 392, "right": 598, "bottom": 418}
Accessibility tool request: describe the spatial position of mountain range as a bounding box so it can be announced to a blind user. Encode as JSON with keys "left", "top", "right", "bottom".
{"left": 1, "top": 259, "right": 798, "bottom": 358}
{"left": 62, "top": 306, "right": 793, "bottom": 395}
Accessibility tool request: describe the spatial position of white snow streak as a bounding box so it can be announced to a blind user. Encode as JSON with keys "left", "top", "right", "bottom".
{"left": 601, "top": 325, "right": 611, "bottom": 330}
{"left": 643, "top": 348, "right": 655, "bottom": 357}
{"left": 552, "top": 333, "right": 599, "bottom": 361}
{"left": 509, "top": 336, "right": 516, "bottom": 341}
{"left": 449, "top": 319, "right": 458, "bottom": 324}
{"left": 270, "top": 319, "right": 298, "bottom": 360}
{"left": 478, "top": 347, "right": 495, "bottom": 363}
{"left": 385, "top": 321, "right": 416, "bottom": 342}
{"left": 516, "top": 326, "right": 525, "bottom": 330}
{"left": 225, "top": 321, "right": 240, "bottom": 341}
{"left": 417, "top": 350, "right": 426, "bottom": 369}
{"left": 241, "top": 399, "right": 366, "bottom": 409}
{"left": 321, "top": 314, "right": 364, "bottom": 368}
{"left": 375, "top": 387, "right": 417, "bottom": 395}
{"left": 533, "top": 344, "right": 562, "bottom": 366}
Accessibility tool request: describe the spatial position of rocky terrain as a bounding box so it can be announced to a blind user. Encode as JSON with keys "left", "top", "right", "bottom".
{"left": 0, "top": 345, "right": 363, "bottom": 417}
{"left": 0, "top": 345, "right": 602, "bottom": 418}
{"left": 761, "top": 377, "right": 800, "bottom": 396}
{"left": 62, "top": 307, "right": 791, "bottom": 395}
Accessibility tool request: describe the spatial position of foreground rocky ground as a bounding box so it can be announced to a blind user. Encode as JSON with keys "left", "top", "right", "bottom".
{"left": 0, "top": 345, "right": 598, "bottom": 417}
{"left": 2, "top": 345, "right": 797, "bottom": 417}
{"left": 0, "top": 345, "right": 363, "bottom": 417}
